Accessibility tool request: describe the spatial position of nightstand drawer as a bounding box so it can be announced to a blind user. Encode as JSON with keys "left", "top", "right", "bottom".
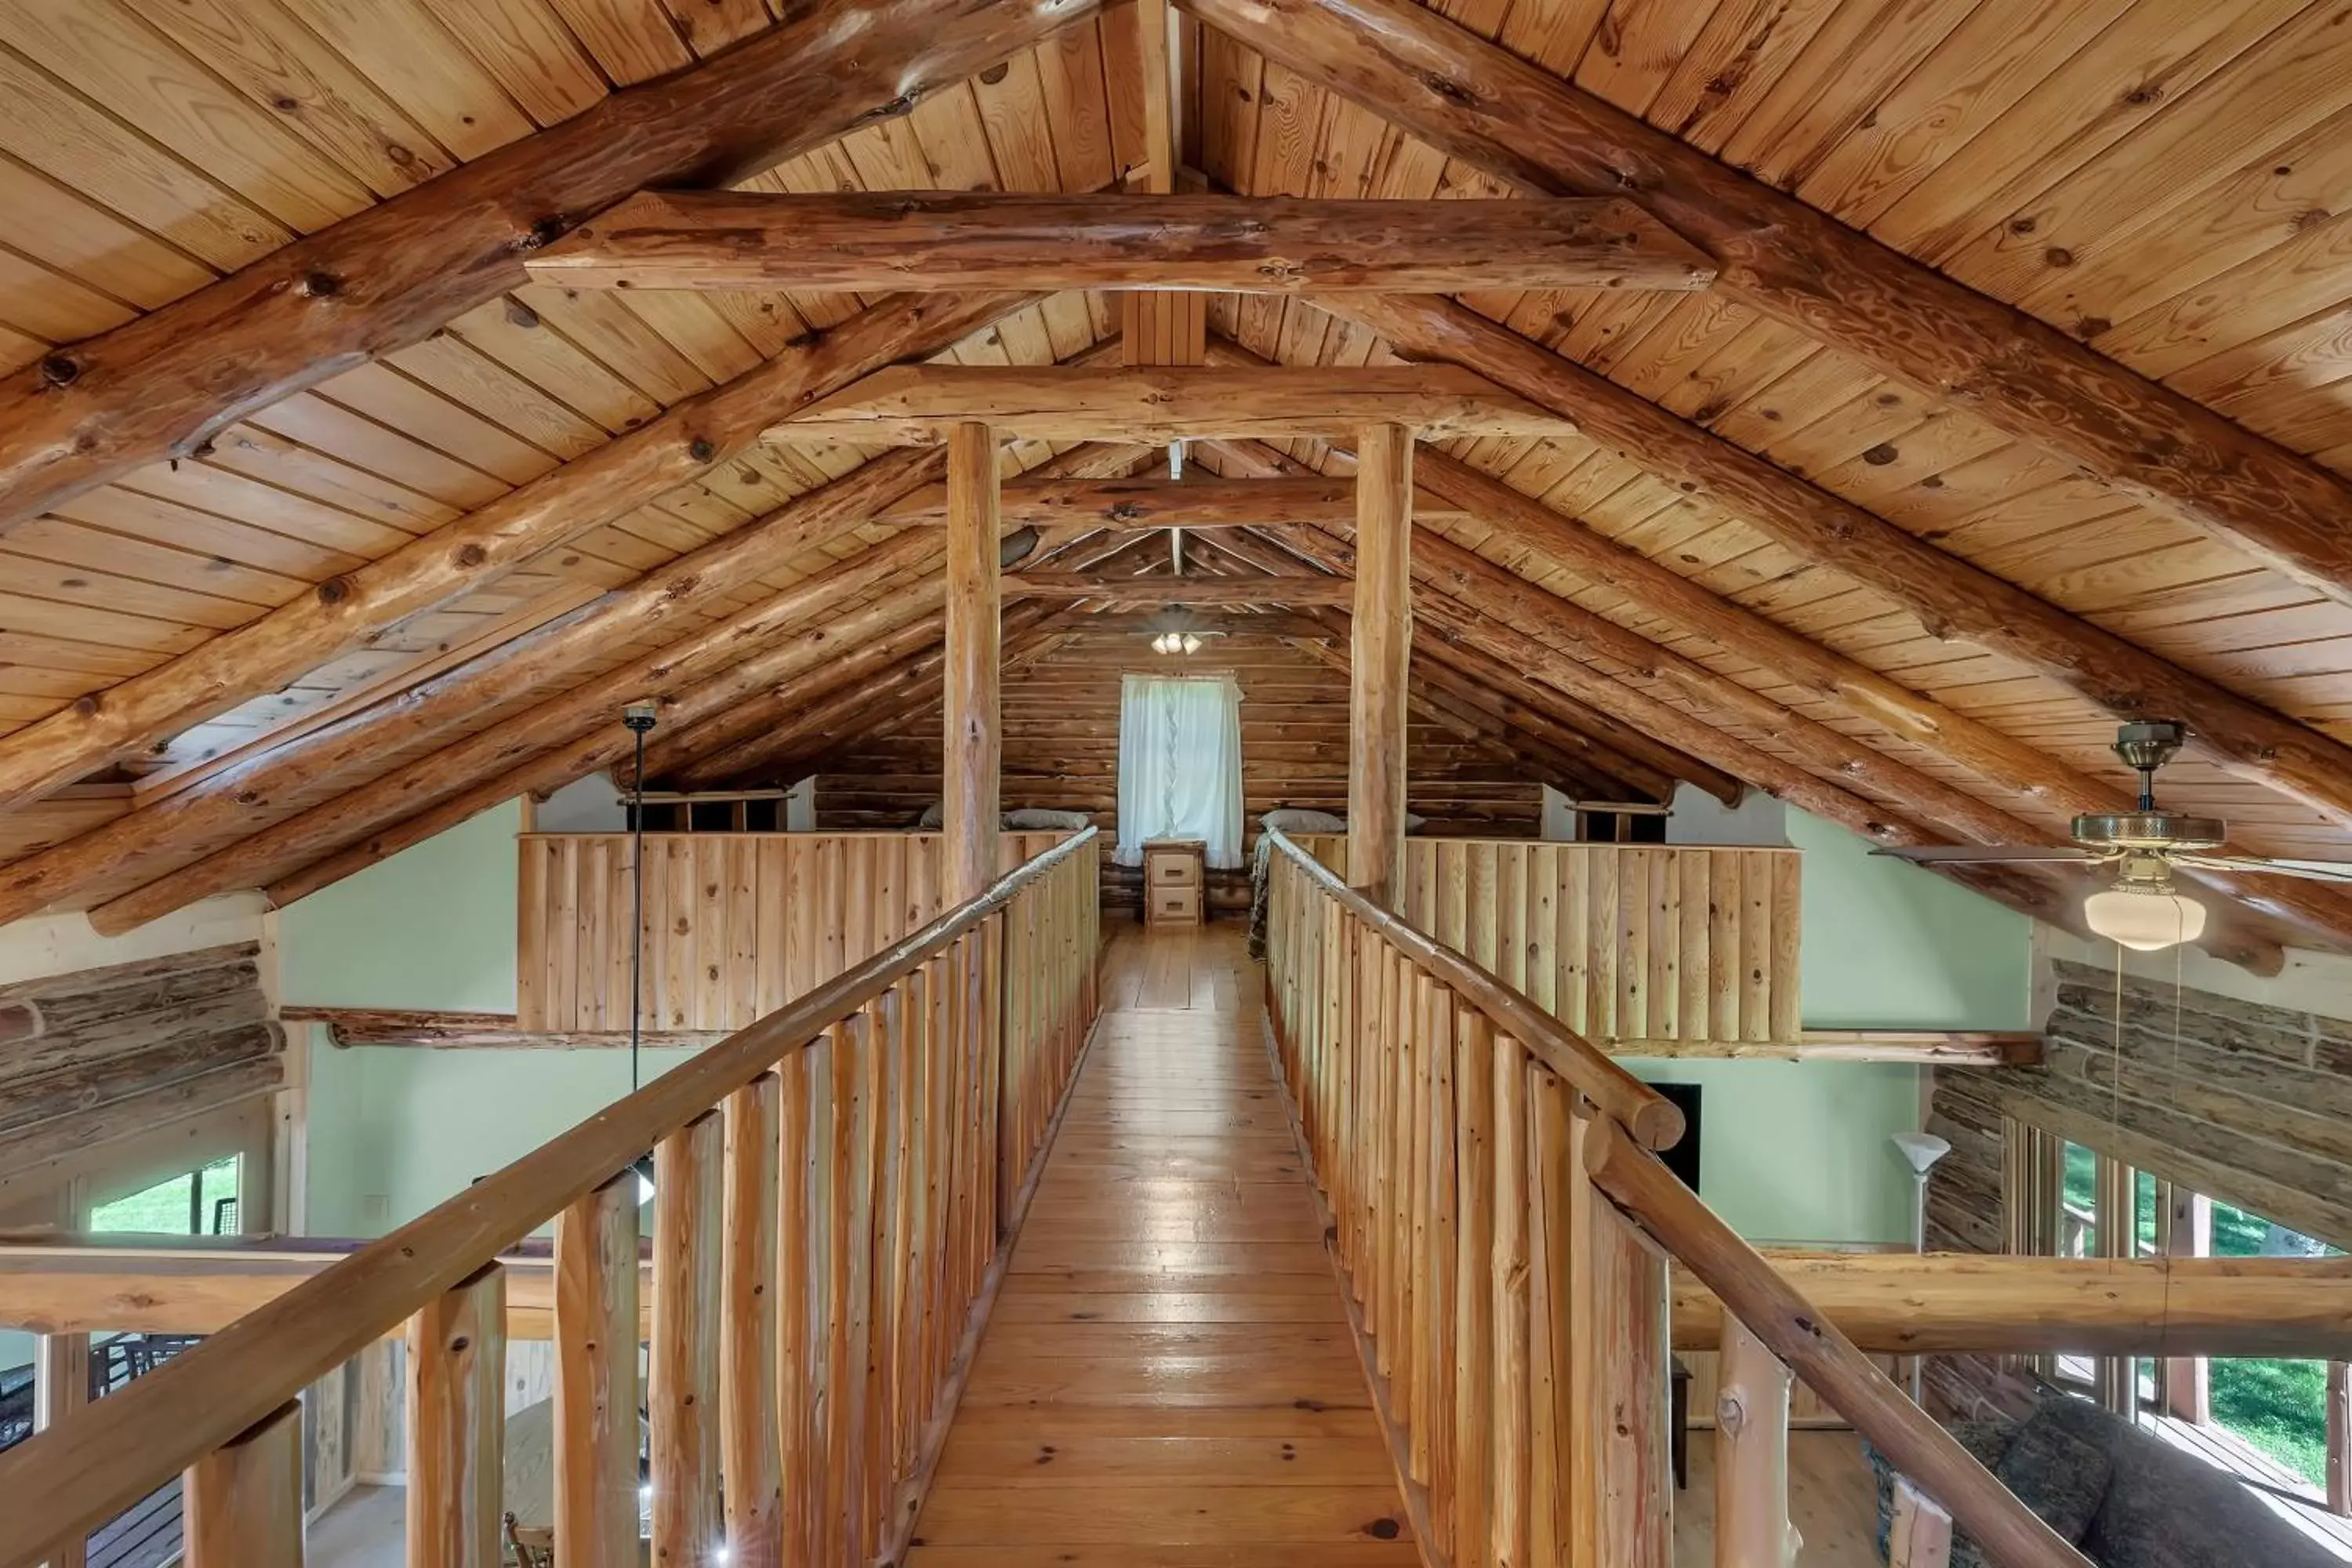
{"left": 1148, "top": 885, "right": 1201, "bottom": 925}
{"left": 1147, "top": 853, "right": 1201, "bottom": 887}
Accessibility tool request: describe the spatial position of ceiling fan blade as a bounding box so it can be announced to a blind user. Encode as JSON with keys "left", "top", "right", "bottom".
{"left": 2172, "top": 852, "right": 2352, "bottom": 885}
{"left": 1871, "top": 844, "right": 2103, "bottom": 865}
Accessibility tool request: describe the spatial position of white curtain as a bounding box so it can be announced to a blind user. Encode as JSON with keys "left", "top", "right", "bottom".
{"left": 1116, "top": 673, "right": 1245, "bottom": 869}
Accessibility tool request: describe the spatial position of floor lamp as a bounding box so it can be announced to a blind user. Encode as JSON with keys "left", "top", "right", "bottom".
{"left": 1892, "top": 1131, "right": 1952, "bottom": 1403}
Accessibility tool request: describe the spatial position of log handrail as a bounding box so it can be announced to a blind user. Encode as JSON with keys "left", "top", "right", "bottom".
{"left": 1585, "top": 1117, "right": 2093, "bottom": 1568}
{"left": 1263, "top": 827, "right": 1682, "bottom": 1148}
{"left": 1262, "top": 827, "right": 2093, "bottom": 1568}
{"left": 0, "top": 826, "right": 1102, "bottom": 1568}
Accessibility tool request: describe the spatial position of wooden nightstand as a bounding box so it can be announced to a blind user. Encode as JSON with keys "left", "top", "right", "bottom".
{"left": 1142, "top": 838, "right": 1206, "bottom": 928}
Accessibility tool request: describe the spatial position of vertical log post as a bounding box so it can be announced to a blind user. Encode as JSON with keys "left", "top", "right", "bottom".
{"left": 554, "top": 1173, "right": 642, "bottom": 1568}
{"left": 724, "top": 1075, "right": 784, "bottom": 1568}
{"left": 1716, "top": 1315, "right": 1798, "bottom": 1568}
{"left": 408, "top": 1263, "right": 506, "bottom": 1568}
{"left": 34, "top": 1334, "right": 89, "bottom": 1568}
{"left": 1348, "top": 423, "right": 1411, "bottom": 908}
{"left": 652, "top": 1112, "right": 724, "bottom": 1568}
{"left": 183, "top": 1402, "right": 303, "bottom": 1568}
{"left": 944, "top": 421, "right": 1002, "bottom": 906}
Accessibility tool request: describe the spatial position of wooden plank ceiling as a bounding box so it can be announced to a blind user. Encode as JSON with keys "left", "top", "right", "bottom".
{"left": 0, "top": 0, "right": 2346, "bottom": 964}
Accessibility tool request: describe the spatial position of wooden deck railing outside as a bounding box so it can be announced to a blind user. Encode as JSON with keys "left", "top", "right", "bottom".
{"left": 1261, "top": 829, "right": 2092, "bottom": 1568}
{"left": 0, "top": 828, "right": 1102, "bottom": 1568}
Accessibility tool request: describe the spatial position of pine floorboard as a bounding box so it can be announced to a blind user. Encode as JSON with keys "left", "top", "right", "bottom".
{"left": 906, "top": 922, "right": 1417, "bottom": 1566}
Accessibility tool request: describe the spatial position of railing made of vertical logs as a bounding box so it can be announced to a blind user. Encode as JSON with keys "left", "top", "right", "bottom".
{"left": 0, "top": 829, "right": 1102, "bottom": 1568}
{"left": 1261, "top": 829, "right": 2091, "bottom": 1568}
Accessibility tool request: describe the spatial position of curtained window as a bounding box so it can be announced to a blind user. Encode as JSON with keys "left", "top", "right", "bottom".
{"left": 1115, "top": 673, "right": 1244, "bottom": 869}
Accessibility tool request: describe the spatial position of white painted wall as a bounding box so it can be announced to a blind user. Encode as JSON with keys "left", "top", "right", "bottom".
{"left": 533, "top": 774, "right": 626, "bottom": 834}
{"left": 1663, "top": 780, "right": 1789, "bottom": 847}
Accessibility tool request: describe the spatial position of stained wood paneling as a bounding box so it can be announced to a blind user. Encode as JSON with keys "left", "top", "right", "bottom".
{"left": 514, "top": 830, "right": 1066, "bottom": 1033}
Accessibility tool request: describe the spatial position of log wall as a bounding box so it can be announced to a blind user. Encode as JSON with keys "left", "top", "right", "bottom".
{"left": 1923, "top": 956, "right": 2352, "bottom": 1420}
{"left": 514, "top": 830, "right": 1066, "bottom": 1033}
{"left": 0, "top": 942, "right": 283, "bottom": 1189}
{"left": 1294, "top": 834, "right": 1802, "bottom": 1047}
{"left": 807, "top": 632, "right": 1545, "bottom": 914}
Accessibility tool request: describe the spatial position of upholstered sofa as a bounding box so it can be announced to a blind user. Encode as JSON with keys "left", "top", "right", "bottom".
{"left": 1864, "top": 1392, "right": 2339, "bottom": 1567}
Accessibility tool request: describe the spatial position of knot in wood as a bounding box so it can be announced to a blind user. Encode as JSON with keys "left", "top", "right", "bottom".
{"left": 37, "top": 354, "right": 78, "bottom": 387}
{"left": 688, "top": 437, "right": 718, "bottom": 463}
{"left": 298, "top": 270, "right": 342, "bottom": 299}
{"left": 454, "top": 543, "right": 489, "bottom": 569}
{"left": 315, "top": 577, "right": 352, "bottom": 606}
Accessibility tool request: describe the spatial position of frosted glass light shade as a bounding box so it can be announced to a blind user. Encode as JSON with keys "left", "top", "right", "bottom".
{"left": 2083, "top": 881, "right": 2207, "bottom": 952}
{"left": 1890, "top": 1131, "right": 1951, "bottom": 1175}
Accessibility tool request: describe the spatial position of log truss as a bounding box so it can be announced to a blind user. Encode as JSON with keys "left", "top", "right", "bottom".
{"left": 0, "top": 1, "right": 2341, "bottom": 970}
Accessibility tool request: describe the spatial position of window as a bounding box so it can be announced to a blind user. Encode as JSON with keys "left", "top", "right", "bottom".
{"left": 1115, "top": 673, "right": 1244, "bottom": 869}
{"left": 2026, "top": 1131, "right": 2350, "bottom": 1519}
{"left": 89, "top": 1155, "right": 241, "bottom": 1236}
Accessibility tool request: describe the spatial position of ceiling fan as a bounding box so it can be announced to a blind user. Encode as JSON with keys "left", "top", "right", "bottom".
{"left": 1873, "top": 720, "right": 2352, "bottom": 950}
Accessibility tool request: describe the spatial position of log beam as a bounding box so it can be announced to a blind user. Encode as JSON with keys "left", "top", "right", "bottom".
{"left": 0, "top": 291, "right": 1029, "bottom": 811}
{"left": 524, "top": 191, "right": 1717, "bottom": 292}
{"left": 1003, "top": 571, "right": 1352, "bottom": 604}
{"left": 0, "top": 1, "right": 1099, "bottom": 533}
{"left": 1182, "top": 0, "right": 2352, "bottom": 611}
{"left": 1715, "top": 1318, "right": 1797, "bottom": 1568}
{"left": 1396, "top": 441, "right": 2352, "bottom": 950}
{"left": 9, "top": 1242, "right": 2346, "bottom": 1359}
{"left": 943, "top": 423, "right": 1003, "bottom": 903}
{"left": 86, "top": 546, "right": 950, "bottom": 934}
{"left": 1347, "top": 424, "right": 1411, "bottom": 908}
{"left": 283, "top": 1007, "right": 727, "bottom": 1050}
{"left": 1312, "top": 292, "right": 2352, "bottom": 832}
{"left": 0, "top": 445, "right": 949, "bottom": 926}
{"left": 882, "top": 473, "right": 1400, "bottom": 528}
{"left": 764, "top": 365, "right": 1572, "bottom": 445}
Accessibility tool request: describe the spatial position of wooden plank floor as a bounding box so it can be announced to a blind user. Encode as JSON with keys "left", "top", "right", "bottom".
{"left": 907, "top": 923, "right": 1418, "bottom": 1568}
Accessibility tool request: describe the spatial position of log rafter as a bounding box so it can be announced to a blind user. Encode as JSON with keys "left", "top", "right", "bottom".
{"left": 0, "top": 290, "right": 1036, "bottom": 812}
{"left": 1178, "top": 0, "right": 2352, "bottom": 611}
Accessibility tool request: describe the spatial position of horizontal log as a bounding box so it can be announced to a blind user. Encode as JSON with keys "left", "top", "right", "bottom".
{"left": 1005, "top": 572, "right": 1354, "bottom": 604}
{"left": 0, "top": 1024, "right": 281, "bottom": 1138}
{"left": 765, "top": 365, "right": 1573, "bottom": 444}
{"left": 0, "top": 0, "right": 1098, "bottom": 533}
{"left": 280, "top": 1008, "right": 728, "bottom": 1051}
{"left": 1673, "top": 1252, "right": 2352, "bottom": 1359}
{"left": 524, "top": 190, "right": 1716, "bottom": 292}
{"left": 1060, "top": 611, "right": 1337, "bottom": 637}
{"left": 1609, "top": 1031, "right": 2042, "bottom": 1065}
{"left": 1, "top": 990, "right": 273, "bottom": 1083}
{"left": 1184, "top": 0, "right": 2352, "bottom": 612}
{"left": 0, "top": 1240, "right": 648, "bottom": 1341}
{"left": 0, "top": 1057, "right": 282, "bottom": 1184}
{"left": 0, "top": 943, "right": 260, "bottom": 1002}
{"left": 0, "top": 291, "right": 1027, "bottom": 812}
{"left": 882, "top": 472, "right": 1475, "bottom": 528}
{"left": 24, "top": 1242, "right": 2336, "bottom": 1360}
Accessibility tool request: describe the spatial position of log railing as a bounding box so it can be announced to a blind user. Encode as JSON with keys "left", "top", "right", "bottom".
{"left": 1261, "top": 829, "right": 2091, "bottom": 1568}
{"left": 0, "top": 828, "right": 1102, "bottom": 1568}
{"left": 1292, "top": 833, "right": 1802, "bottom": 1046}
{"left": 517, "top": 829, "right": 1071, "bottom": 1032}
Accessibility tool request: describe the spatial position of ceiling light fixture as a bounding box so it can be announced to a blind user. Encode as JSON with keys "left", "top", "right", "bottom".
{"left": 1148, "top": 631, "right": 1203, "bottom": 655}
{"left": 2083, "top": 876, "right": 2208, "bottom": 953}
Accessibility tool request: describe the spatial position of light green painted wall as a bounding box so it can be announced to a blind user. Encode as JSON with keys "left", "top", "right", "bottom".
{"left": 1790, "top": 808, "right": 2032, "bottom": 1032}
{"left": 278, "top": 799, "right": 521, "bottom": 1013}
{"left": 307, "top": 1043, "right": 694, "bottom": 1235}
{"left": 281, "top": 797, "right": 691, "bottom": 1235}
{"left": 1627, "top": 808, "right": 2032, "bottom": 1245}
{"left": 1620, "top": 1056, "right": 1922, "bottom": 1244}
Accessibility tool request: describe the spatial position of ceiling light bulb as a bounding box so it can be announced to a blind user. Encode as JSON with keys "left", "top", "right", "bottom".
{"left": 1181, "top": 633, "right": 1201, "bottom": 653}
{"left": 2083, "top": 881, "right": 2207, "bottom": 952}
